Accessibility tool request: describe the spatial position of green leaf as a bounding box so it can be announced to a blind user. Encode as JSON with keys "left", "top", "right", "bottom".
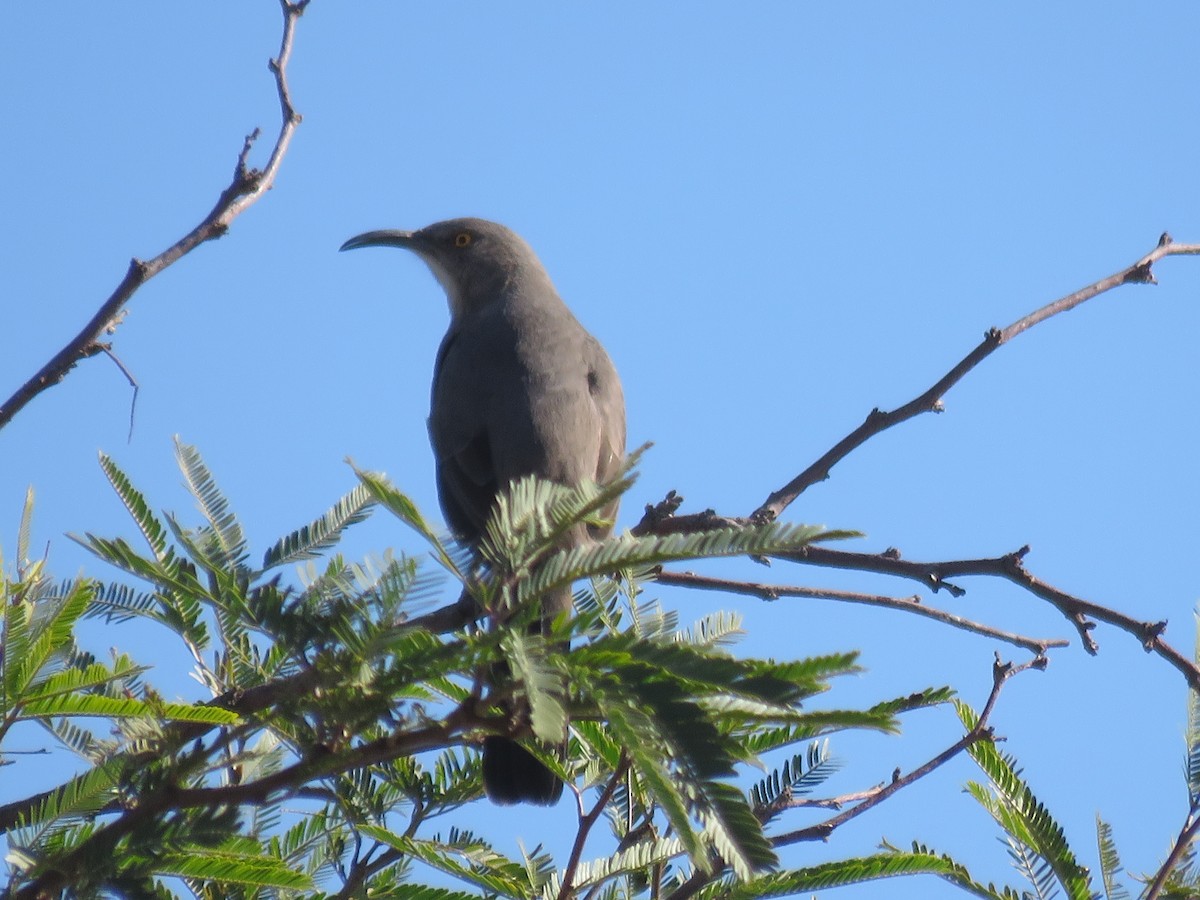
{"left": 1096, "top": 816, "right": 1130, "bottom": 900}
{"left": 174, "top": 438, "right": 248, "bottom": 569}
{"left": 157, "top": 847, "right": 313, "bottom": 889}
{"left": 957, "top": 700, "right": 1094, "bottom": 900}
{"left": 502, "top": 630, "right": 566, "bottom": 743}
{"left": 357, "top": 827, "right": 532, "bottom": 898}
{"left": 543, "top": 836, "right": 687, "bottom": 899}
{"left": 526, "top": 523, "right": 852, "bottom": 605}
{"left": 98, "top": 452, "right": 169, "bottom": 560}
{"left": 262, "top": 483, "right": 376, "bottom": 569}
{"left": 17, "top": 485, "right": 34, "bottom": 567}
{"left": 19, "top": 693, "right": 239, "bottom": 723}
{"left": 700, "top": 846, "right": 1021, "bottom": 899}
{"left": 353, "top": 464, "right": 465, "bottom": 579}
{"left": 5, "top": 579, "right": 94, "bottom": 702}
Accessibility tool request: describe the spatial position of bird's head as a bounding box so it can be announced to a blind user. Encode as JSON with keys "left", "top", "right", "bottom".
{"left": 340, "top": 217, "right": 543, "bottom": 319}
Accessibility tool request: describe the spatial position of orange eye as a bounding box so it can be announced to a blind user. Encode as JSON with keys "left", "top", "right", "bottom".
{"left": 454, "top": 232, "right": 472, "bottom": 248}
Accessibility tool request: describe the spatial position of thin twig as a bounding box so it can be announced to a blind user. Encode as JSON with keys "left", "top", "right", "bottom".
{"left": 558, "top": 753, "right": 632, "bottom": 900}
{"left": 753, "top": 233, "right": 1200, "bottom": 522}
{"left": 1144, "top": 797, "right": 1200, "bottom": 900}
{"left": 654, "top": 568, "right": 1067, "bottom": 655}
{"left": 96, "top": 345, "right": 139, "bottom": 441}
{"left": 0, "top": 0, "right": 309, "bottom": 433}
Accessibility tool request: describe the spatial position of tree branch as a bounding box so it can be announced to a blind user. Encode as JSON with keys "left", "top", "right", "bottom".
{"left": 1144, "top": 796, "right": 1200, "bottom": 900}
{"left": 781, "top": 543, "right": 1200, "bottom": 690}
{"left": 753, "top": 232, "right": 1200, "bottom": 522}
{"left": 0, "top": 0, "right": 309, "bottom": 433}
{"left": 654, "top": 568, "right": 1068, "bottom": 655}
{"left": 558, "top": 753, "right": 632, "bottom": 900}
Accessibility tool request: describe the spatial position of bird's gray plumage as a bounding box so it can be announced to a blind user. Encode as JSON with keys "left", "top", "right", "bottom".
{"left": 341, "top": 217, "right": 625, "bottom": 804}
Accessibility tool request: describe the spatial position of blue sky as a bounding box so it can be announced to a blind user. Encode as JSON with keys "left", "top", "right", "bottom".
{"left": 3, "top": 4, "right": 1200, "bottom": 897}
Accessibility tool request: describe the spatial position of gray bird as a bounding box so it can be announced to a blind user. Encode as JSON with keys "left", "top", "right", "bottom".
{"left": 341, "top": 217, "right": 626, "bottom": 805}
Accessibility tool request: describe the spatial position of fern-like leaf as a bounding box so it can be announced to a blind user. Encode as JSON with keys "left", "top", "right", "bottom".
{"left": 957, "top": 700, "right": 1094, "bottom": 900}
{"left": 174, "top": 438, "right": 248, "bottom": 569}
{"left": 261, "top": 483, "right": 376, "bottom": 569}
{"left": 98, "top": 453, "right": 169, "bottom": 560}
{"left": 1094, "top": 816, "right": 1130, "bottom": 900}
{"left": 525, "top": 523, "right": 852, "bottom": 606}
{"left": 702, "top": 845, "right": 1023, "bottom": 899}
{"left": 156, "top": 846, "right": 313, "bottom": 889}
{"left": 356, "top": 828, "right": 532, "bottom": 898}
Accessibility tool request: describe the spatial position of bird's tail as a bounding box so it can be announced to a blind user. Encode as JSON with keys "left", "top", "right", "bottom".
{"left": 482, "top": 736, "right": 564, "bottom": 805}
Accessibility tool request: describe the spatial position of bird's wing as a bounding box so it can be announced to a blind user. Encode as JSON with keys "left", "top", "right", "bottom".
{"left": 429, "top": 325, "right": 498, "bottom": 541}
{"left": 584, "top": 335, "right": 626, "bottom": 539}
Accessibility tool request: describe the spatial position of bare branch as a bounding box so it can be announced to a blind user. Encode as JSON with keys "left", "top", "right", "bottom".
{"left": 654, "top": 568, "right": 1068, "bottom": 655}
{"left": 771, "top": 653, "right": 1043, "bottom": 846}
{"left": 559, "top": 753, "right": 632, "bottom": 900}
{"left": 753, "top": 233, "right": 1200, "bottom": 522}
{"left": 1144, "top": 795, "right": 1200, "bottom": 900}
{"left": 0, "top": 0, "right": 309, "bottom": 433}
{"left": 779, "top": 543, "right": 1200, "bottom": 690}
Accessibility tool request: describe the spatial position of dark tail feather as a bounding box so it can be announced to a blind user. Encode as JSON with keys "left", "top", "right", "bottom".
{"left": 482, "top": 736, "right": 563, "bottom": 806}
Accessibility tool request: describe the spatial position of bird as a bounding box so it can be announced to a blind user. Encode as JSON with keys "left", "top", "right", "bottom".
{"left": 340, "top": 217, "right": 626, "bottom": 805}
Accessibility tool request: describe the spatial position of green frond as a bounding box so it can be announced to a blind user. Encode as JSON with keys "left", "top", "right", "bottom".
{"left": 261, "top": 483, "right": 376, "bottom": 570}
{"left": 83, "top": 580, "right": 158, "bottom": 624}
{"left": 700, "top": 845, "right": 1022, "bottom": 900}
{"left": 274, "top": 809, "right": 335, "bottom": 865}
{"left": 697, "top": 779, "right": 778, "bottom": 878}
{"left": 627, "top": 598, "right": 678, "bottom": 641}
{"left": 2, "top": 596, "right": 33, "bottom": 709}
{"left": 1188, "top": 611, "right": 1200, "bottom": 804}
{"left": 1095, "top": 816, "right": 1130, "bottom": 900}
{"left": 543, "top": 836, "right": 686, "bottom": 899}
{"left": 4, "top": 579, "right": 93, "bottom": 704}
{"left": 19, "top": 692, "right": 239, "bottom": 724}
{"left": 482, "top": 464, "right": 638, "bottom": 568}
{"left": 869, "top": 685, "right": 956, "bottom": 716}
{"left": 751, "top": 740, "right": 840, "bottom": 819}
{"left": 604, "top": 698, "right": 707, "bottom": 866}
{"left": 14, "top": 763, "right": 120, "bottom": 830}
{"left": 353, "top": 463, "right": 465, "bottom": 579}
{"left": 1005, "top": 836, "right": 1059, "bottom": 900}
{"left": 17, "top": 485, "right": 34, "bottom": 567}
{"left": 174, "top": 438, "right": 248, "bottom": 569}
{"left": 517, "top": 841, "right": 557, "bottom": 895}
{"left": 501, "top": 630, "right": 567, "bottom": 743}
{"left": 525, "top": 522, "right": 849, "bottom": 607}
{"left": 22, "top": 658, "right": 143, "bottom": 701}
{"left": 44, "top": 717, "right": 116, "bottom": 762}
{"left": 356, "top": 828, "right": 532, "bottom": 898}
{"left": 98, "top": 452, "right": 169, "bottom": 560}
{"left": 156, "top": 846, "right": 313, "bottom": 889}
{"left": 70, "top": 532, "right": 210, "bottom": 647}
{"left": 957, "top": 700, "right": 1094, "bottom": 900}
{"left": 675, "top": 610, "right": 745, "bottom": 647}
{"left": 350, "top": 887, "right": 482, "bottom": 900}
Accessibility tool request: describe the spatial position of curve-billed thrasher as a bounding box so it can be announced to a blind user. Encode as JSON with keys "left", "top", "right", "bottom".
{"left": 341, "top": 217, "right": 626, "bottom": 805}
